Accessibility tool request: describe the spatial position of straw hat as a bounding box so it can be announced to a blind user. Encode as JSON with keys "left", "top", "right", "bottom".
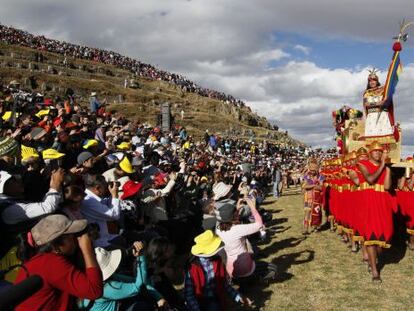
{"left": 213, "top": 182, "right": 233, "bottom": 201}
{"left": 191, "top": 230, "right": 224, "bottom": 257}
{"left": 94, "top": 247, "right": 122, "bottom": 281}
{"left": 31, "top": 214, "right": 87, "bottom": 246}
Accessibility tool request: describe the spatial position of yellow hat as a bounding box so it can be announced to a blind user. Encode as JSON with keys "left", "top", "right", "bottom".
{"left": 42, "top": 148, "right": 65, "bottom": 160}
{"left": 83, "top": 139, "right": 99, "bottom": 150}
{"left": 368, "top": 141, "right": 383, "bottom": 153}
{"left": 200, "top": 176, "right": 208, "bottom": 183}
{"left": 21, "top": 145, "right": 39, "bottom": 162}
{"left": 117, "top": 142, "right": 131, "bottom": 150}
{"left": 2, "top": 111, "right": 21, "bottom": 121}
{"left": 2, "top": 111, "right": 12, "bottom": 121}
{"left": 348, "top": 151, "right": 357, "bottom": 160}
{"left": 357, "top": 147, "right": 368, "bottom": 156}
{"left": 35, "top": 109, "right": 50, "bottom": 118}
{"left": 191, "top": 230, "right": 224, "bottom": 257}
{"left": 119, "top": 156, "right": 135, "bottom": 174}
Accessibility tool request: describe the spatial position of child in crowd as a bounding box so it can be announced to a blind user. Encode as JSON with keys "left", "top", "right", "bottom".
{"left": 184, "top": 230, "right": 252, "bottom": 310}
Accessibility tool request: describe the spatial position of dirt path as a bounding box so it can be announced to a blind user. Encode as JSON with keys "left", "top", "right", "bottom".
{"left": 239, "top": 186, "right": 414, "bottom": 311}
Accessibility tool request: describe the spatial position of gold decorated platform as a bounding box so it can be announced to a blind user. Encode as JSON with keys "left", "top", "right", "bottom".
{"left": 343, "top": 119, "right": 401, "bottom": 163}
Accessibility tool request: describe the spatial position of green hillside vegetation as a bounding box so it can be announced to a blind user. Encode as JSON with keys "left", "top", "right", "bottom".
{"left": 0, "top": 43, "right": 302, "bottom": 145}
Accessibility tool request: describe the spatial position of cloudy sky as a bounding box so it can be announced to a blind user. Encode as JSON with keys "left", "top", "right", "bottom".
{"left": 2, "top": 0, "right": 414, "bottom": 153}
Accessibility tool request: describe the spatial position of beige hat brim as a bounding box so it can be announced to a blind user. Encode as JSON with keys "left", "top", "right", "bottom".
{"left": 64, "top": 219, "right": 88, "bottom": 235}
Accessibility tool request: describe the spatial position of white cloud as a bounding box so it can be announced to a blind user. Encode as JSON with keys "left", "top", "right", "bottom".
{"left": 244, "top": 49, "right": 290, "bottom": 65}
{"left": 294, "top": 44, "right": 311, "bottom": 55}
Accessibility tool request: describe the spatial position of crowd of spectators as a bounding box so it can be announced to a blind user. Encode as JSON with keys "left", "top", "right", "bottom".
{"left": 0, "top": 77, "right": 326, "bottom": 310}
{"left": 0, "top": 24, "right": 248, "bottom": 109}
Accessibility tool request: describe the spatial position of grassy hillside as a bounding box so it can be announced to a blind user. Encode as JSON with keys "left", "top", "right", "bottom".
{"left": 0, "top": 43, "right": 302, "bottom": 145}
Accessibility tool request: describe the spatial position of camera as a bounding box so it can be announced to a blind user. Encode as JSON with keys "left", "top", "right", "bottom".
{"left": 109, "top": 181, "right": 121, "bottom": 188}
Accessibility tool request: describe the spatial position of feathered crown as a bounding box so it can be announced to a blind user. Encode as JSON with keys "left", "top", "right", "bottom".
{"left": 367, "top": 68, "right": 379, "bottom": 81}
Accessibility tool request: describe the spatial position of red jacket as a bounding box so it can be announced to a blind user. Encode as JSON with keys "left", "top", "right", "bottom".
{"left": 188, "top": 257, "right": 227, "bottom": 308}
{"left": 14, "top": 252, "right": 103, "bottom": 311}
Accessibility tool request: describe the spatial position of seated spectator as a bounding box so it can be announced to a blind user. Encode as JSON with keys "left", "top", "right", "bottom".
{"left": 74, "top": 151, "right": 95, "bottom": 174}
{"left": 215, "top": 198, "right": 261, "bottom": 278}
{"left": 14, "top": 214, "right": 103, "bottom": 311}
{"left": 82, "top": 243, "right": 167, "bottom": 311}
{"left": 145, "top": 237, "right": 186, "bottom": 310}
{"left": 184, "top": 230, "right": 252, "bottom": 310}
{"left": 141, "top": 172, "right": 176, "bottom": 223}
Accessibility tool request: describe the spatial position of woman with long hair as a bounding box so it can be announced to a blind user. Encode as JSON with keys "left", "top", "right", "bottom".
{"left": 145, "top": 237, "right": 187, "bottom": 310}
{"left": 363, "top": 71, "right": 394, "bottom": 138}
{"left": 215, "top": 198, "right": 275, "bottom": 280}
{"left": 82, "top": 242, "right": 167, "bottom": 311}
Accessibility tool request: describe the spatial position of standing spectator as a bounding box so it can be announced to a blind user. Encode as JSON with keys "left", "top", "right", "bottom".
{"left": 90, "top": 92, "right": 101, "bottom": 113}
{"left": 272, "top": 164, "right": 282, "bottom": 198}
{"left": 81, "top": 174, "right": 121, "bottom": 248}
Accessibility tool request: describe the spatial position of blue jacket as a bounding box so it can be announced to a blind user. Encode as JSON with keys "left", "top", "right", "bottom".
{"left": 82, "top": 256, "right": 162, "bottom": 311}
{"left": 90, "top": 97, "right": 101, "bottom": 113}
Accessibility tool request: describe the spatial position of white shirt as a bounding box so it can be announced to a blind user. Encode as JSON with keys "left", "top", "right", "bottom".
{"left": 1, "top": 189, "right": 63, "bottom": 225}
{"left": 81, "top": 189, "right": 121, "bottom": 247}
{"left": 141, "top": 179, "right": 175, "bottom": 223}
